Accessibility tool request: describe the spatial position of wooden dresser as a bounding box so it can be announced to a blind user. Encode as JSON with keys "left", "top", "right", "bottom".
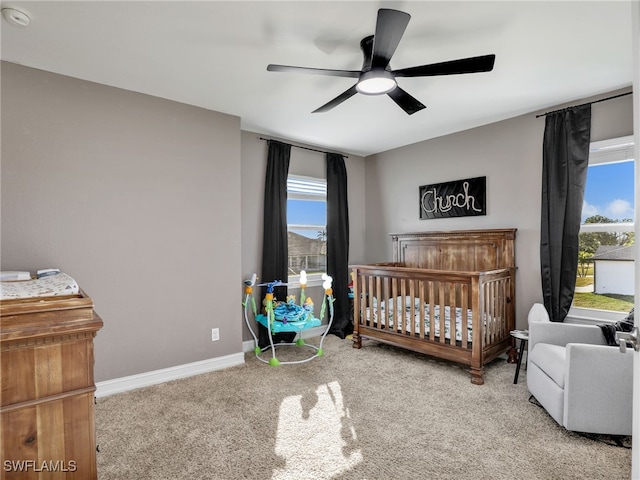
{"left": 1, "top": 291, "right": 103, "bottom": 480}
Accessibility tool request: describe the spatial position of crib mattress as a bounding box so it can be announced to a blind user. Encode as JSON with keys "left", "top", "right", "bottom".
{"left": 366, "top": 297, "right": 473, "bottom": 342}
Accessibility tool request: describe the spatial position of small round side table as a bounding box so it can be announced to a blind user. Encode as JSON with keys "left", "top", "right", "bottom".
{"left": 510, "top": 329, "right": 529, "bottom": 384}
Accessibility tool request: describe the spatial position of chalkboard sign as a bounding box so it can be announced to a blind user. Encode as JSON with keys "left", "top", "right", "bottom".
{"left": 419, "top": 176, "right": 486, "bottom": 220}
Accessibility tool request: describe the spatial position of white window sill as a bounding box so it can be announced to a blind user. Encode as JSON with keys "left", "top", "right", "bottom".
{"left": 287, "top": 275, "right": 324, "bottom": 289}
{"left": 566, "top": 306, "right": 628, "bottom": 326}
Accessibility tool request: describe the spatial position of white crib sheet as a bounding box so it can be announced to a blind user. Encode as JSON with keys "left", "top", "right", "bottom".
{"left": 366, "top": 296, "right": 474, "bottom": 342}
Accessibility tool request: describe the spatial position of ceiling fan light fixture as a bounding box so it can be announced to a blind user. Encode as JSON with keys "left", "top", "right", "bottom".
{"left": 356, "top": 70, "right": 396, "bottom": 95}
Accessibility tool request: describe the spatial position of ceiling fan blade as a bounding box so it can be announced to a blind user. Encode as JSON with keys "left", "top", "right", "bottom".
{"left": 371, "top": 9, "right": 411, "bottom": 69}
{"left": 387, "top": 86, "right": 426, "bottom": 115}
{"left": 393, "top": 54, "right": 496, "bottom": 78}
{"left": 312, "top": 85, "right": 359, "bottom": 113}
{"left": 267, "top": 64, "right": 360, "bottom": 78}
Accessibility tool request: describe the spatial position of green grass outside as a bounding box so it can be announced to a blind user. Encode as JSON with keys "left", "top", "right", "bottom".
{"left": 573, "top": 292, "right": 634, "bottom": 312}
{"left": 573, "top": 271, "right": 633, "bottom": 312}
{"left": 575, "top": 276, "right": 593, "bottom": 287}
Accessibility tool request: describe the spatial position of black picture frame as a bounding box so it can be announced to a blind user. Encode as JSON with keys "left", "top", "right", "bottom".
{"left": 419, "top": 176, "right": 486, "bottom": 220}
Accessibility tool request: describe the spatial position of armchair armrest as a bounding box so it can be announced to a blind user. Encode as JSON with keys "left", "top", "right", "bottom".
{"left": 563, "top": 343, "right": 633, "bottom": 434}
{"left": 528, "top": 321, "right": 606, "bottom": 352}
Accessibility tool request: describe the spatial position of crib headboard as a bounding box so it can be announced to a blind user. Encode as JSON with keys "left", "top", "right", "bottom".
{"left": 391, "top": 228, "right": 516, "bottom": 272}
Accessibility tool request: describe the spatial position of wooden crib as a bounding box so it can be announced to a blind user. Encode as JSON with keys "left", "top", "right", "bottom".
{"left": 351, "top": 229, "right": 517, "bottom": 384}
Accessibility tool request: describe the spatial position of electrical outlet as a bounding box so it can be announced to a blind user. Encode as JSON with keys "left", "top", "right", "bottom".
{"left": 211, "top": 328, "right": 220, "bottom": 342}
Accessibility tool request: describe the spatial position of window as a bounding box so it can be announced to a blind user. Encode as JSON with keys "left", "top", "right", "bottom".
{"left": 572, "top": 135, "right": 635, "bottom": 321}
{"left": 287, "top": 175, "right": 327, "bottom": 285}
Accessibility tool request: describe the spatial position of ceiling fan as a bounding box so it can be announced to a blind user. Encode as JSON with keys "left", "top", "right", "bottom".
{"left": 267, "top": 8, "right": 496, "bottom": 115}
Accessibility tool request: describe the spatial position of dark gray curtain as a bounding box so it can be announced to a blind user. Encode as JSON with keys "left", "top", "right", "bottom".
{"left": 326, "top": 153, "right": 352, "bottom": 338}
{"left": 540, "top": 105, "right": 591, "bottom": 322}
{"left": 260, "top": 140, "right": 295, "bottom": 347}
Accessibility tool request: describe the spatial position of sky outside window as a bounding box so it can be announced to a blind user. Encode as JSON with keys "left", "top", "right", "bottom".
{"left": 288, "top": 199, "right": 326, "bottom": 238}
{"left": 582, "top": 160, "right": 634, "bottom": 222}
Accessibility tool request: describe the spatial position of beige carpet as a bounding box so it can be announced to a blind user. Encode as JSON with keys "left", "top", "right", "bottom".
{"left": 96, "top": 335, "right": 631, "bottom": 480}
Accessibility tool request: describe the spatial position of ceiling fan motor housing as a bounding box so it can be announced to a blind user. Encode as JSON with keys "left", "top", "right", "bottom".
{"left": 356, "top": 35, "right": 397, "bottom": 95}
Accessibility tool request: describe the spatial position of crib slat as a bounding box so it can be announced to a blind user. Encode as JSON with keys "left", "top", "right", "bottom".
{"left": 492, "top": 280, "right": 498, "bottom": 342}
{"left": 487, "top": 279, "right": 493, "bottom": 344}
{"left": 501, "top": 278, "right": 507, "bottom": 338}
{"left": 376, "top": 275, "right": 382, "bottom": 330}
{"left": 500, "top": 278, "right": 507, "bottom": 338}
{"left": 492, "top": 279, "right": 498, "bottom": 341}
{"left": 383, "top": 276, "right": 389, "bottom": 331}
{"left": 419, "top": 280, "right": 426, "bottom": 339}
{"left": 485, "top": 280, "right": 490, "bottom": 344}
{"left": 356, "top": 271, "right": 363, "bottom": 327}
{"left": 461, "top": 283, "right": 469, "bottom": 349}
{"left": 484, "top": 280, "right": 490, "bottom": 345}
{"left": 370, "top": 274, "right": 375, "bottom": 328}
{"left": 389, "top": 278, "right": 401, "bottom": 328}
{"left": 439, "top": 282, "right": 446, "bottom": 344}
{"left": 428, "top": 281, "right": 435, "bottom": 341}
{"left": 404, "top": 279, "right": 419, "bottom": 336}
{"left": 362, "top": 274, "right": 369, "bottom": 327}
{"left": 449, "top": 282, "right": 457, "bottom": 345}
{"left": 400, "top": 277, "right": 405, "bottom": 334}
{"left": 494, "top": 280, "right": 500, "bottom": 342}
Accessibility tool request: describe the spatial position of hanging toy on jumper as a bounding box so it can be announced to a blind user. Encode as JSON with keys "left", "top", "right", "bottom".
{"left": 242, "top": 273, "right": 258, "bottom": 317}
{"left": 319, "top": 273, "right": 334, "bottom": 321}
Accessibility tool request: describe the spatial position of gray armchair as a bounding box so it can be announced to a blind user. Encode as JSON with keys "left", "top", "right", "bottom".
{"left": 526, "top": 303, "right": 633, "bottom": 435}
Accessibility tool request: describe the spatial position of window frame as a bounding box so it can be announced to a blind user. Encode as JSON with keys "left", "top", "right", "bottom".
{"left": 568, "top": 135, "right": 635, "bottom": 324}
{"left": 286, "top": 174, "right": 327, "bottom": 288}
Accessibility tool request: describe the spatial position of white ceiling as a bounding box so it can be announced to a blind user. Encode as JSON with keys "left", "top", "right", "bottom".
{"left": 0, "top": 1, "right": 633, "bottom": 157}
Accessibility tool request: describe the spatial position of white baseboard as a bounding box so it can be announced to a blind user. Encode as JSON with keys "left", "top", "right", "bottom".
{"left": 97, "top": 328, "right": 331, "bottom": 398}
{"left": 242, "top": 326, "right": 328, "bottom": 352}
{"left": 95, "top": 352, "right": 245, "bottom": 398}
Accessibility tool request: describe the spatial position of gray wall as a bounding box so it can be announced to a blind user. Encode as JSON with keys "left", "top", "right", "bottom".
{"left": 1, "top": 62, "right": 242, "bottom": 382}
{"left": 364, "top": 89, "right": 633, "bottom": 328}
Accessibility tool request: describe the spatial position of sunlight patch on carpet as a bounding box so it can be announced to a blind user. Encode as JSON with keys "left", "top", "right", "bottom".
{"left": 272, "top": 381, "right": 362, "bottom": 480}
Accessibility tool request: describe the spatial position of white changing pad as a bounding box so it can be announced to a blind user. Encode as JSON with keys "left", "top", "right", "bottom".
{"left": 1, "top": 272, "right": 80, "bottom": 300}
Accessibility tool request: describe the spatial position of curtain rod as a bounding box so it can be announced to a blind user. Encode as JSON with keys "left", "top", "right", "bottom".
{"left": 259, "top": 137, "right": 348, "bottom": 158}
{"left": 535, "top": 91, "right": 632, "bottom": 118}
